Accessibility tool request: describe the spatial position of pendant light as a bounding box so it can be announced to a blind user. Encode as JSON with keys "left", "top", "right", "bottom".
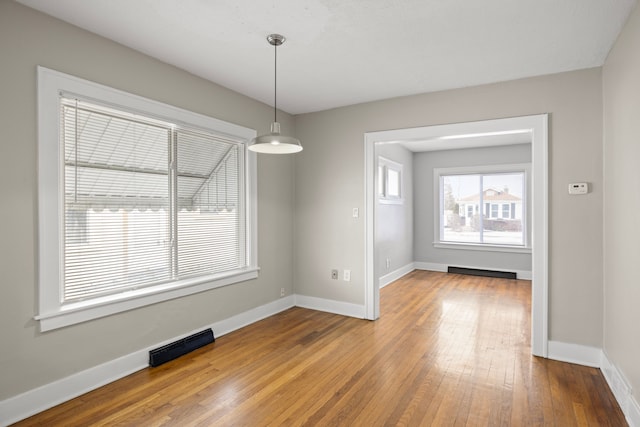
{"left": 248, "top": 34, "right": 303, "bottom": 154}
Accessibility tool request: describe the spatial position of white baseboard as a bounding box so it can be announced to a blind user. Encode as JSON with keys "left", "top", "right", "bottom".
{"left": 0, "top": 351, "right": 148, "bottom": 427}
{"left": 546, "top": 342, "right": 638, "bottom": 427}
{"left": 601, "top": 352, "right": 640, "bottom": 427}
{"left": 0, "top": 296, "right": 295, "bottom": 427}
{"left": 547, "top": 341, "right": 602, "bottom": 367}
{"left": 379, "top": 262, "right": 415, "bottom": 288}
{"left": 294, "top": 294, "right": 365, "bottom": 319}
{"left": 629, "top": 397, "right": 640, "bottom": 427}
{"left": 210, "top": 295, "right": 295, "bottom": 337}
{"left": 414, "top": 261, "right": 448, "bottom": 272}
{"left": 414, "top": 261, "right": 532, "bottom": 280}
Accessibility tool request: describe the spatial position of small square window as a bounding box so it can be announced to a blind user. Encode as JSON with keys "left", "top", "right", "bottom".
{"left": 378, "top": 156, "right": 403, "bottom": 204}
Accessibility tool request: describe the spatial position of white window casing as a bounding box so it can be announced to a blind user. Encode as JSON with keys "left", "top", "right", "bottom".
{"left": 36, "top": 67, "right": 258, "bottom": 331}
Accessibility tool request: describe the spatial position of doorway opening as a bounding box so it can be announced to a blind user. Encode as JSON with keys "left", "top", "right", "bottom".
{"left": 364, "top": 115, "right": 548, "bottom": 357}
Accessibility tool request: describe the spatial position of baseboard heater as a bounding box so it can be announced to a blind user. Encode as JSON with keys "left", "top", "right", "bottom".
{"left": 447, "top": 266, "right": 517, "bottom": 280}
{"left": 149, "top": 328, "right": 215, "bottom": 367}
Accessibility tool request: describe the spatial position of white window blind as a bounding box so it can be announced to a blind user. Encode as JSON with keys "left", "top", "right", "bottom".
{"left": 61, "top": 98, "right": 246, "bottom": 303}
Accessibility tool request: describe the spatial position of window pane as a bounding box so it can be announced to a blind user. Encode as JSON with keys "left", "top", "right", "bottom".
{"left": 62, "top": 101, "right": 171, "bottom": 302}
{"left": 481, "top": 173, "right": 524, "bottom": 245}
{"left": 378, "top": 165, "right": 385, "bottom": 196}
{"left": 387, "top": 168, "right": 400, "bottom": 197}
{"left": 442, "top": 175, "right": 481, "bottom": 243}
{"left": 177, "top": 131, "right": 244, "bottom": 278}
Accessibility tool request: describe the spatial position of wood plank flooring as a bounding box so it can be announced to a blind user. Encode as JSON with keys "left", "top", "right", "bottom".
{"left": 13, "top": 271, "right": 627, "bottom": 426}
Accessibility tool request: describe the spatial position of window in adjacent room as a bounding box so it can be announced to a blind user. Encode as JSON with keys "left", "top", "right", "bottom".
{"left": 37, "top": 67, "right": 257, "bottom": 331}
{"left": 436, "top": 165, "right": 529, "bottom": 249}
{"left": 378, "top": 156, "right": 403, "bottom": 204}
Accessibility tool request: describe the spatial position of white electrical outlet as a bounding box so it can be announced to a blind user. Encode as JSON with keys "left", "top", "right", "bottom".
{"left": 568, "top": 182, "right": 588, "bottom": 195}
{"left": 352, "top": 208, "right": 359, "bottom": 218}
{"left": 280, "top": 287, "right": 285, "bottom": 297}
{"left": 386, "top": 258, "right": 390, "bottom": 269}
{"left": 343, "top": 270, "right": 351, "bottom": 281}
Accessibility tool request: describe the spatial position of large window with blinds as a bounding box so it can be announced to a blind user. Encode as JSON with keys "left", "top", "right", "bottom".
{"left": 37, "top": 67, "right": 258, "bottom": 331}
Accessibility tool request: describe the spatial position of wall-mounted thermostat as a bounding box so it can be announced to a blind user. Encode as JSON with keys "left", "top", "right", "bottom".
{"left": 568, "top": 182, "right": 589, "bottom": 195}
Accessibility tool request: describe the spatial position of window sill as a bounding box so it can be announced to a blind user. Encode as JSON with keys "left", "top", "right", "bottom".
{"left": 35, "top": 267, "right": 259, "bottom": 332}
{"left": 379, "top": 198, "right": 404, "bottom": 205}
{"left": 433, "top": 242, "right": 531, "bottom": 254}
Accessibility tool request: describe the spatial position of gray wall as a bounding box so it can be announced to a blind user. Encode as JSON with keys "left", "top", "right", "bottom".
{"left": 603, "top": 3, "right": 640, "bottom": 400}
{"left": 295, "top": 68, "right": 603, "bottom": 348}
{"left": 414, "top": 144, "right": 532, "bottom": 273}
{"left": 376, "top": 144, "right": 413, "bottom": 278}
{"left": 0, "top": 2, "right": 295, "bottom": 400}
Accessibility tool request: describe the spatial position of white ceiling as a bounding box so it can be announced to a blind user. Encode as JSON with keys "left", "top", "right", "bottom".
{"left": 17, "top": 0, "right": 637, "bottom": 115}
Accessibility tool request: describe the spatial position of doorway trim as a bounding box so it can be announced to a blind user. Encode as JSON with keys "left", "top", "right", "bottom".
{"left": 364, "top": 114, "right": 548, "bottom": 357}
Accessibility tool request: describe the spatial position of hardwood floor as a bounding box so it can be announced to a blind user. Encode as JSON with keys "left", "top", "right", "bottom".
{"left": 13, "top": 271, "right": 627, "bottom": 426}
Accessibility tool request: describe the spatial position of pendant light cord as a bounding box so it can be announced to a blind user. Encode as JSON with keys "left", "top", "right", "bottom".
{"left": 274, "top": 41, "right": 278, "bottom": 123}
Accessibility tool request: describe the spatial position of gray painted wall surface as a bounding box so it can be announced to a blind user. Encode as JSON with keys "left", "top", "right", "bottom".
{"left": 413, "top": 144, "right": 532, "bottom": 273}
{"left": 376, "top": 144, "right": 413, "bottom": 278}
{"left": 0, "top": 2, "right": 295, "bottom": 400}
{"left": 295, "top": 68, "right": 603, "bottom": 348}
{"left": 603, "top": 2, "right": 640, "bottom": 401}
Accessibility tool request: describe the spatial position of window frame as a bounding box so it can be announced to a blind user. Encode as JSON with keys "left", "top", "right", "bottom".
{"left": 36, "top": 67, "right": 258, "bottom": 331}
{"left": 434, "top": 163, "right": 531, "bottom": 253}
{"left": 378, "top": 156, "right": 404, "bottom": 205}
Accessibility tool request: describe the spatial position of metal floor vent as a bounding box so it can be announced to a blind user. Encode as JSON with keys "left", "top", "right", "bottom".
{"left": 447, "top": 266, "right": 517, "bottom": 280}
{"left": 149, "top": 328, "right": 215, "bottom": 367}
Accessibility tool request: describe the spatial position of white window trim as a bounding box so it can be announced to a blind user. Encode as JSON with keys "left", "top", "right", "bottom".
{"left": 378, "top": 156, "right": 404, "bottom": 205}
{"left": 433, "top": 242, "right": 532, "bottom": 254}
{"left": 36, "top": 66, "right": 258, "bottom": 331}
{"left": 434, "top": 163, "right": 530, "bottom": 252}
